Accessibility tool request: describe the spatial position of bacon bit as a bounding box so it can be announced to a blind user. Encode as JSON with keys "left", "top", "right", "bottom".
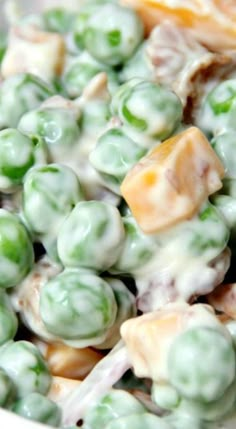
{"left": 121, "top": 0, "right": 236, "bottom": 52}
{"left": 146, "top": 22, "right": 234, "bottom": 109}
{"left": 207, "top": 282, "right": 236, "bottom": 319}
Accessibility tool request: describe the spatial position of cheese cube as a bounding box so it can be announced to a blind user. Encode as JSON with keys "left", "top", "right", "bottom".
{"left": 121, "top": 127, "right": 224, "bottom": 233}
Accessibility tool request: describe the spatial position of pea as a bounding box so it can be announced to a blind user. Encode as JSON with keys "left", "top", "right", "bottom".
{"left": 0, "top": 340, "right": 52, "bottom": 398}
{"left": 12, "top": 392, "right": 61, "bottom": 427}
{"left": 0, "top": 209, "right": 34, "bottom": 289}
{"left": 0, "top": 73, "right": 54, "bottom": 129}
{"left": 57, "top": 201, "right": 125, "bottom": 271}
{"left": 168, "top": 327, "right": 235, "bottom": 403}
{"left": 40, "top": 269, "right": 117, "bottom": 347}
{"left": 83, "top": 3, "right": 144, "bottom": 66}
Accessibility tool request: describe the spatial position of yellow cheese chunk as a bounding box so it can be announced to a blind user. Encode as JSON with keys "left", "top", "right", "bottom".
{"left": 121, "top": 0, "right": 236, "bottom": 52}
{"left": 121, "top": 127, "right": 224, "bottom": 233}
{"left": 121, "top": 303, "right": 186, "bottom": 381}
{"left": 120, "top": 302, "right": 221, "bottom": 382}
{"left": 1, "top": 25, "right": 65, "bottom": 81}
{"left": 45, "top": 343, "right": 103, "bottom": 380}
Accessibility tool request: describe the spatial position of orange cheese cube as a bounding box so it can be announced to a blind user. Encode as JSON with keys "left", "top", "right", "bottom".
{"left": 120, "top": 302, "right": 219, "bottom": 382}
{"left": 120, "top": 127, "right": 224, "bottom": 233}
{"left": 121, "top": 303, "right": 187, "bottom": 381}
{"left": 121, "top": 0, "right": 236, "bottom": 52}
{"left": 44, "top": 343, "right": 103, "bottom": 380}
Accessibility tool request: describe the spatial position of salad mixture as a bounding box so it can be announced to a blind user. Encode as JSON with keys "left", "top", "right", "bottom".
{"left": 0, "top": 0, "right": 236, "bottom": 428}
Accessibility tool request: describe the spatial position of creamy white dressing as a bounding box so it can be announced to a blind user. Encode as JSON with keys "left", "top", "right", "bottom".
{"left": 133, "top": 222, "right": 230, "bottom": 312}
{"left": 10, "top": 256, "right": 62, "bottom": 343}
{"left": 30, "top": 76, "right": 121, "bottom": 203}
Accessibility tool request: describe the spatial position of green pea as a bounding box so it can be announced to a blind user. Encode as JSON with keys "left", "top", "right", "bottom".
{"left": 73, "top": 3, "right": 103, "bottom": 51}
{"left": 113, "top": 215, "right": 158, "bottom": 274}
{"left": 0, "top": 340, "right": 52, "bottom": 398}
{"left": 83, "top": 3, "right": 144, "bottom": 66}
{"left": 211, "top": 131, "right": 236, "bottom": 178}
{"left": 164, "top": 413, "right": 208, "bottom": 429}
{"left": 208, "top": 80, "right": 236, "bottom": 115}
{"left": 168, "top": 327, "right": 235, "bottom": 403}
{"left": 40, "top": 269, "right": 117, "bottom": 347}
{"left": 81, "top": 99, "right": 111, "bottom": 136}
{"left": 0, "top": 209, "right": 34, "bottom": 288}
{"left": 97, "top": 278, "right": 136, "bottom": 349}
{"left": 160, "top": 201, "right": 228, "bottom": 262}
{"left": 197, "top": 80, "right": 236, "bottom": 136}
{"left": 111, "top": 78, "right": 142, "bottom": 115}
{"left": 43, "top": 8, "right": 75, "bottom": 34}
{"left": 212, "top": 194, "right": 236, "bottom": 254}
{"left": 63, "top": 51, "right": 118, "bottom": 98}
{"left": 111, "top": 79, "right": 183, "bottom": 145}
{"left": 0, "top": 129, "right": 48, "bottom": 192}
{"left": 0, "top": 291, "right": 18, "bottom": 345}
{"left": 83, "top": 389, "right": 146, "bottom": 429}
{"left": 211, "top": 194, "right": 236, "bottom": 230}
{"left": 57, "top": 201, "right": 125, "bottom": 271}
{"left": 152, "top": 382, "right": 180, "bottom": 411}
{"left": 18, "top": 107, "right": 80, "bottom": 161}
{"left": 105, "top": 413, "right": 172, "bottom": 429}
{"left": 12, "top": 392, "right": 61, "bottom": 427}
{"left": 187, "top": 202, "right": 229, "bottom": 260}
{"left": 177, "top": 378, "right": 236, "bottom": 422}
{"left": 0, "top": 73, "right": 54, "bottom": 129}
{"left": 64, "top": 55, "right": 102, "bottom": 98}
{"left": 0, "top": 368, "right": 16, "bottom": 408}
{"left": 89, "top": 128, "right": 147, "bottom": 194}
{"left": 72, "top": 1, "right": 118, "bottom": 51}
{"left": 22, "top": 164, "right": 83, "bottom": 237}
